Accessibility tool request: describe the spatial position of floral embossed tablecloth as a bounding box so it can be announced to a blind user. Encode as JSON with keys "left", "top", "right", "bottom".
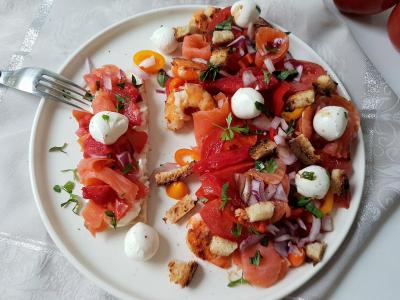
{"left": 0, "top": 0, "right": 399, "bottom": 299}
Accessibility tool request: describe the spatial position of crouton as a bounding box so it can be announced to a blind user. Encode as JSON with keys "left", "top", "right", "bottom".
{"left": 168, "top": 260, "right": 198, "bottom": 287}
{"left": 313, "top": 74, "right": 338, "bottom": 96}
{"left": 289, "top": 134, "right": 320, "bottom": 165}
{"left": 248, "top": 139, "right": 277, "bottom": 160}
{"left": 212, "top": 30, "right": 235, "bottom": 46}
{"left": 155, "top": 162, "right": 194, "bottom": 185}
{"left": 204, "top": 6, "right": 220, "bottom": 19}
{"left": 189, "top": 10, "right": 209, "bottom": 33}
{"left": 174, "top": 25, "right": 198, "bottom": 42}
{"left": 163, "top": 195, "right": 196, "bottom": 224}
{"left": 234, "top": 208, "right": 249, "bottom": 222}
{"left": 254, "top": 16, "right": 273, "bottom": 31}
{"left": 209, "top": 236, "right": 238, "bottom": 256}
{"left": 210, "top": 48, "right": 229, "bottom": 66}
{"left": 287, "top": 89, "right": 315, "bottom": 111}
{"left": 305, "top": 242, "right": 326, "bottom": 264}
{"left": 331, "top": 169, "right": 349, "bottom": 196}
{"left": 245, "top": 201, "right": 275, "bottom": 222}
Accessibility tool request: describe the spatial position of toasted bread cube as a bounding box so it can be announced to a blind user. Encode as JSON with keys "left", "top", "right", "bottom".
{"left": 212, "top": 30, "right": 234, "bottom": 46}
{"left": 155, "top": 162, "right": 194, "bottom": 185}
{"left": 331, "top": 169, "right": 350, "bottom": 196}
{"left": 314, "top": 74, "right": 338, "bottom": 96}
{"left": 163, "top": 195, "right": 195, "bottom": 224}
{"left": 287, "top": 90, "right": 315, "bottom": 111}
{"left": 248, "top": 139, "right": 277, "bottom": 160}
{"left": 174, "top": 25, "right": 197, "bottom": 42}
{"left": 234, "top": 208, "right": 249, "bottom": 222}
{"left": 210, "top": 236, "right": 238, "bottom": 256}
{"left": 289, "top": 134, "right": 320, "bottom": 165}
{"left": 168, "top": 260, "right": 198, "bottom": 287}
{"left": 305, "top": 242, "right": 326, "bottom": 264}
{"left": 189, "top": 10, "right": 209, "bottom": 33}
{"left": 204, "top": 6, "right": 220, "bottom": 19}
{"left": 254, "top": 16, "right": 273, "bottom": 30}
{"left": 245, "top": 201, "right": 275, "bottom": 222}
{"left": 210, "top": 48, "right": 229, "bottom": 66}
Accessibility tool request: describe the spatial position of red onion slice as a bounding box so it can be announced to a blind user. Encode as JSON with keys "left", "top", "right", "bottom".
{"left": 239, "top": 47, "right": 245, "bottom": 57}
{"left": 274, "top": 184, "right": 288, "bottom": 201}
{"left": 297, "top": 217, "right": 307, "bottom": 231}
{"left": 284, "top": 61, "right": 294, "bottom": 70}
{"left": 270, "top": 117, "right": 282, "bottom": 129}
{"left": 308, "top": 216, "right": 321, "bottom": 243}
{"left": 156, "top": 89, "right": 166, "bottom": 94}
{"left": 265, "top": 184, "right": 277, "bottom": 200}
{"left": 280, "top": 119, "right": 289, "bottom": 131}
{"left": 322, "top": 215, "right": 333, "bottom": 232}
{"left": 219, "top": 70, "right": 231, "bottom": 77}
{"left": 192, "top": 57, "right": 208, "bottom": 64}
{"left": 277, "top": 145, "right": 298, "bottom": 166}
{"left": 277, "top": 128, "right": 287, "bottom": 138}
{"left": 227, "top": 35, "right": 246, "bottom": 47}
{"left": 235, "top": 173, "right": 246, "bottom": 196}
{"left": 116, "top": 151, "right": 132, "bottom": 168}
{"left": 267, "top": 224, "right": 280, "bottom": 235}
{"left": 273, "top": 134, "right": 285, "bottom": 145}
{"left": 274, "top": 241, "right": 288, "bottom": 258}
{"left": 252, "top": 114, "right": 271, "bottom": 131}
{"left": 241, "top": 176, "right": 252, "bottom": 203}
{"left": 232, "top": 25, "right": 243, "bottom": 31}
{"left": 103, "top": 75, "right": 112, "bottom": 90}
{"left": 239, "top": 234, "right": 266, "bottom": 251}
{"left": 264, "top": 58, "right": 275, "bottom": 73}
{"left": 131, "top": 64, "right": 150, "bottom": 80}
{"left": 275, "top": 234, "right": 292, "bottom": 242}
{"left": 242, "top": 70, "right": 257, "bottom": 87}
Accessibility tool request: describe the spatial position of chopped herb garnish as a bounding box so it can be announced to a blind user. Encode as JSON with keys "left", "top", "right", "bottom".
{"left": 83, "top": 91, "right": 94, "bottom": 101}
{"left": 198, "top": 197, "right": 208, "bottom": 203}
{"left": 254, "top": 101, "right": 271, "bottom": 117}
{"left": 104, "top": 210, "right": 117, "bottom": 229}
{"left": 296, "top": 196, "right": 324, "bottom": 219}
{"left": 255, "top": 159, "right": 278, "bottom": 173}
{"left": 115, "top": 94, "right": 128, "bottom": 112}
{"left": 249, "top": 250, "right": 263, "bottom": 266}
{"left": 102, "top": 114, "right": 110, "bottom": 122}
{"left": 157, "top": 69, "right": 169, "bottom": 87}
{"left": 122, "top": 163, "right": 133, "bottom": 175}
{"left": 273, "top": 69, "right": 299, "bottom": 81}
{"left": 231, "top": 223, "right": 243, "bottom": 237}
{"left": 53, "top": 185, "right": 62, "bottom": 193}
{"left": 63, "top": 181, "right": 75, "bottom": 194}
{"left": 215, "top": 16, "right": 233, "bottom": 31}
{"left": 248, "top": 227, "right": 261, "bottom": 235}
{"left": 301, "top": 171, "right": 316, "bottom": 180}
{"left": 116, "top": 103, "right": 124, "bottom": 112}
{"left": 49, "top": 143, "right": 68, "bottom": 154}
{"left": 228, "top": 275, "right": 250, "bottom": 288}
{"left": 256, "top": 5, "right": 261, "bottom": 14}
{"left": 61, "top": 196, "right": 81, "bottom": 215}
{"left": 284, "top": 120, "right": 295, "bottom": 135}
{"left": 61, "top": 168, "right": 79, "bottom": 182}
{"left": 260, "top": 236, "right": 269, "bottom": 246}
{"left": 262, "top": 69, "right": 270, "bottom": 85}
{"left": 215, "top": 113, "right": 249, "bottom": 141}
{"left": 117, "top": 82, "right": 125, "bottom": 89}
{"left": 95, "top": 80, "right": 100, "bottom": 90}
{"left": 220, "top": 182, "right": 230, "bottom": 209}
{"left": 200, "top": 63, "right": 220, "bottom": 81}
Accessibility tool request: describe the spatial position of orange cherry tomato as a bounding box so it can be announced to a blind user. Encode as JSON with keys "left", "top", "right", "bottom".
{"left": 255, "top": 27, "right": 289, "bottom": 66}
{"left": 174, "top": 148, "right": 200, "bottom": 166}
{"left": 133, "top": 50, "right": 165, "bottom": 74}
{"left": 288, "top": 247, "right": 306, "bottom": 267}
{"left": 166, "top": 181, "right": 189, "bottom": 200}
{"left": 281, "top": 108, "right": 304, "bottom": 122}
{"left": 320, "top": 190, "right": 334, "bottom": 214}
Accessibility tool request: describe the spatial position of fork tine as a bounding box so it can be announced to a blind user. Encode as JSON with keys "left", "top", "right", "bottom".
{"left": 38, "top": 89, "right": 90, "bottom": 111}
{"left": 39, "top": 76, "right": 88, "bottom": 100}
{"left": 40, "top": 69, "right": 88, "bottom": 93}
{"left": 37, "top": 82, "right": 91, "bottom": 107}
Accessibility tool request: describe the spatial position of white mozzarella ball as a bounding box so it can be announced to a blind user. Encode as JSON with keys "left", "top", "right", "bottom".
{"left": 313, "top": 106, "right": 348, "bottom": 141}
{"left": 150, "top": 26, "right": 178, "bottom": 54}
{"left": 124, "top": 222, "right": 159, "bottom": 261}
{"left": 231, "top": 87, "right": 264, "bottom": 120}
{"left": 89, "top": 111, "right": 129, "bottom": 145}
{"left": 295, "top": 165, "right": 330, "bottom": 199}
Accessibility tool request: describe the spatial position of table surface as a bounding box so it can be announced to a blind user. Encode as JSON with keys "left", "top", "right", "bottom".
{"left": 326, "top": 2, "right": 400, "bottom": 299}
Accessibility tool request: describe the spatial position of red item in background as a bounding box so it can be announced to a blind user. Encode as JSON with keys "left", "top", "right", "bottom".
{"left": 388, "top": 4, "right": 400, "bottom": 51}
{"left": 333, "top": 0, "right": 399, "bottom": 15}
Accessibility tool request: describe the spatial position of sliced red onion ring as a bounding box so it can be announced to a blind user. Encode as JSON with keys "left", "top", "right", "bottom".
{"left": 232, "top": 25, "right": 243, "bottom": 31}
{"left": 235, "top": 173, "right": 246, "bottom": 196}
{"left": 297, "top": 218, "right": 307, "bottom": 231}
{"left": 288, "top": 241, "right": 300, "bottom": 254}
{"left": 138, "top": 56, "right": 155, "bottom": 68}
{"left": 280, "top": 119, "right": 289, "bottom": 131}
{"left": 267, "top": 224, "right": 280, "bottom": 235}
{"left": 239, "top": 234, "right": 266, "bottom": 252}
{"left": 283, "top": 61, "right": 294, "bottom": 70}
{"left": 250, "top": 179, "right": 262, "bottom": 201}
{"left": 308, "top": 216, "right": 321, "bottom": 243}
{"left": 241, "top": 176, "right": 252, "bottom": 202}
{"left": 252, "top": 114, "right": 271, "bottom": 131}
{"left": 156, "top": 89, "right": 166, "bottom": 94}
{"left": 275, "top": 234, "right": 292, "bottom": 242}
{"left": 294, "top": 65, "right": 303, "bottom": 82}
{"left": 248, "top": 194, "right": 258, "bottom": 205}
{"left": 264, "top": 58, "right": 275, "bottom": 73}
{"left": 265, "top": 184, "right": 277, "bottom": 200}
{"left": 277, "top": 145, "right": 298, "bottom": 166}
{"left": 247, "top": 22, "right": 255, "bottom": 40}
{"left": 274, "top": 241, "right": 288, "bottom": 258}
{"left": 239, "top": 47, "right": 245, "bottom": 57}
{"left": 131, "top": 64, "right": 150, "bottom": 80}
{"left": 219, "top": 70, "right": 231, "bottom": 77}
{"left": 322, "top": 215, "right": 333, "bottom": 232}
{"left": 227, "top": 35, "right": 246, "bottom": 47}
{"left": 116, "top": 151, "right": 132, "bottom": 168}
{"left": 277, "top": 128, "right": 287, "bottom": 138}
{"left": 242, "top": 70, "right": 257, "bottom": 87}
{"left": 284, "top": 220, "right": 297, "bottom": 232}
{"left": 274, "top": 134, "right": 285, "bottom": 145}
{"left": 192, "top": 57, "right": 208, "bottom": 64}
{"left": 103, "top": 75, "right": 112, "bottom": 90}
{"left": 270, "top": 116, "right": 282, "bottom": 129}
{"left": 288, "top": 171, "right": 296, "bottom": 182}
{"left": 274, "top": 184, "right": 288, "bottom": 201}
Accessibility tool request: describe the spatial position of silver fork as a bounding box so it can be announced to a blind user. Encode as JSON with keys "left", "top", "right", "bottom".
{"left": 0, "top": 68, "right": 92, "bottom": 112}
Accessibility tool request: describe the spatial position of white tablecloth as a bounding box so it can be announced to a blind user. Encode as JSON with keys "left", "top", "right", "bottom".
{"left": 0, "top": 1, "right": 399, "bottom": 299}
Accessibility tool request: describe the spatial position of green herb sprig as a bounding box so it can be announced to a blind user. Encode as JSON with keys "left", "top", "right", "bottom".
{"left": 273, "top": 69, "right": 299, "bottom": 81}
{"left": 220, "top": 182, "right": 230, "bottom": 209}
{"left": 200, "top": 63, "right": 220, "bottom": 81}
{"left": 49, "top": 143, "right": 68, "bottom": 154}
{"left": 157, "top": 69, "right": 169, "bottom": 87}
{"left": 105, "top": 210, "right": 117, "bottom": 229}
{"left": 228, "top": 275, "right": 249, "bottom": 288}
{"left": 215, "top": 113, "right": 249, "bottom": 141}
{"left": 297, "top": 196, "right": 324, "bottom": 219}
{"left": 231, "top": 223, "right": 243, "bottom": 237}
{"left": 300, "top": 171, "right": 316, "bottom": 180}
{"left": 255, "top": 159, "right": 278, "bottom": 173}
{"left": 249, "top": 250, "right": 263, "bottom": 266}
{"left": 215, "top": 17, "right": 233, "bottom": 31}
{"left": 61, "top": 168, "right": 79, "bottom": 182}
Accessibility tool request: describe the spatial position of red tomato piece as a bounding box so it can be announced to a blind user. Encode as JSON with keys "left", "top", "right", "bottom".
{"left": 127, "top": 129, "right": 148, "bottom": 154}
{"left": 82, "top": 184, "right": 117, "bottom": 206}
{"left": 83, "top": 135, "right": 113, "bottom": 158}
{"left": 206, "top": 7, "right": 232, "bottom": 34}
{"left": 272, "top": 82, "right": 290, "bottom": 116}
{"left": 113, "top": 82, "right": 140, "bottom": 103}
{"left": 196, "top": 174, "right": 223, "bottom": 200}
{"left": 123, "top": 101, "right": 141, "bottom": 126}
{"left": 286, "top": 60, "right": 326, "bottom": 94}
{"left": 114, "top": 198, "right": 130, "bottom": 220}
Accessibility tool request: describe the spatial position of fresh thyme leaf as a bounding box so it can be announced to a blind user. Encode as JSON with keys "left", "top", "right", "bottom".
{"left": 122, "top": 163, "right": 133, "bottom": 175}
{"left": 117, "top": 82, "right": 125, "bottom": 89}
{"left": 217, "top": 113, "right": 249, "bottom": 141}
{"left": 273, "top": 69, "right": 299, "bottom": 81}
{"left": 256, "top": 5, "right": 261, "bottom": 14}
{"left": 220, "top": 182, "right": 230, "bottom": 209}
{"left": 49, "top": 143, "right": 68, "bottom": 154}
{"left": 200, "top": 63, "right": 220, "bottom": 81}
{"left": 104, "top": 210, "right": 117, "bottom": 229}
{"left": 265, "top": 159, "right": 278, "bottom": 173}
{"left": 249, "top": 250, "right": 263, "bottom": 266}
{"left": 62, "top": 181, "right": 75, "bottom": 194}
{"left": 301, "top": 171, "right": 316, "bottom": 180}
{"left": 255, "top": 160, "right": 266, "bottom": 172}
{"left": 61, "top": 196, "right": 81, "bottom": 215}
{"left": 102, "top": 114, "right": 110, "bottom": 122}
{"left": 95, "top": 80, "right": 100, "bottom": 90}
{"left": 199, "top": 197, "right": 208, "bottom": 203}
{"left": 231, "top": 223, "right": 243, "bottom": 237}
{"left": 83, "top": 91, "right": 94, "bottom": 101}
{"left": 231, "top": 123, "right": 250, "bottom": 134}
{"left": 228, "top": 275, "right": 249, "bottom": 287}
{"left": 254, "top": 101, "right": 271, "bottom": 116}
{"left": 215, "top": 16, "right": 233, "bottom": 31}
{"left": 157, "top": 69, "right": 169, "bottom": 87}
{"left": 262, "top": 70, "right": 270, "bottom": 85}
{"left": 61, "top": 168, "right": 79, "bottom": 182}
{"left": 296, "top": 196, "right": 324, "bottom": 219}
{"left": 260, "top": 236, "right": 269, "bottom": 246}
{"left": 53, "top": 185, "right": 61, "bottom": 193}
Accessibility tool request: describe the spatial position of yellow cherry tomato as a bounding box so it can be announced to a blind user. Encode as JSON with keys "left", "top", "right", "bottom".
{"left": 166, "top": 181, "right": 189, "bottom": 200}
{"left": 320, "top": 190, "right": 334, "bottom": 214}
{"left": 133, "top": 50, "right": 165, "bottom": 74}
{"left": 281, "top": 108, "right": 304, "bottom": 122}
{"left": 174, "top": 148, "right": 200, "bottom": 166}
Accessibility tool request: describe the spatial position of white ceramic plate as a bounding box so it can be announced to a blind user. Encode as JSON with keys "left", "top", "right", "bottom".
{"left": 29, "top": 5, "right": 365, "bottom": 300}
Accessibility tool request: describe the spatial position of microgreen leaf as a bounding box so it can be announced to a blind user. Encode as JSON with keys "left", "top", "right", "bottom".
{"left": 254, "top": 101, "right": 271, "bottom": 116}
{"left": 200, "top": 63, "right": 220, "bottom": 81}
{"left": 157, "top": 69, "right": 169, "bottom": 87}
{"left": 228, "top": 275, "right": 250, "bottom": 287}
{"left": 249, "top": 250, "right": 263, "bottom": 266}
{"left": 231, "top": 223, "right": 243, "bottom": 237}
{"left": 215, "top": 16, "right": 233, "bottom": 31}
{"left": 53, "top": 185, "right": 62, "bottom": 193}
{"left": 220, "top": 182, "right": 230, "bottom": 209}
{"left": 296, "top": 196, "right": 324, "bottom": 219}
{"left": 255, "top": 159, "right": 278, "bottom": 173}
{"left": 61, "top": 196, "right": 81, "bottom": 215}
{"left": 104, "top": 210, "right": 117, "bottom": 229}
{"left": 301, "top": 171, "right": 316, "bottom": 180}
{"left": 122, "top": 163, "right": 133, "bottom": 175}
{"left": 62, "top": 181, "right": 75, "bottom": 194}
{"left": 117, "top": 82, "right": 125, "bottom": 89}
{"left": 61, "top": 168, "right": 79, "bottom": 182}
{"left": 83, "top": 91, "right": 94, "bottom": 101}
{"left": 273, "top": 69, "right": 299, "bottom": 81}
{"left": 256, "top": 5, "right": 261, "bottom": 14}
{"left": 49, "top": 143, "right": 68, "bottom": 154}
{"left": 102, "top": 114, "right": 110, "bottom": 122}
{"left": 217, "top": 113, "right": 249, "bottom": 141}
